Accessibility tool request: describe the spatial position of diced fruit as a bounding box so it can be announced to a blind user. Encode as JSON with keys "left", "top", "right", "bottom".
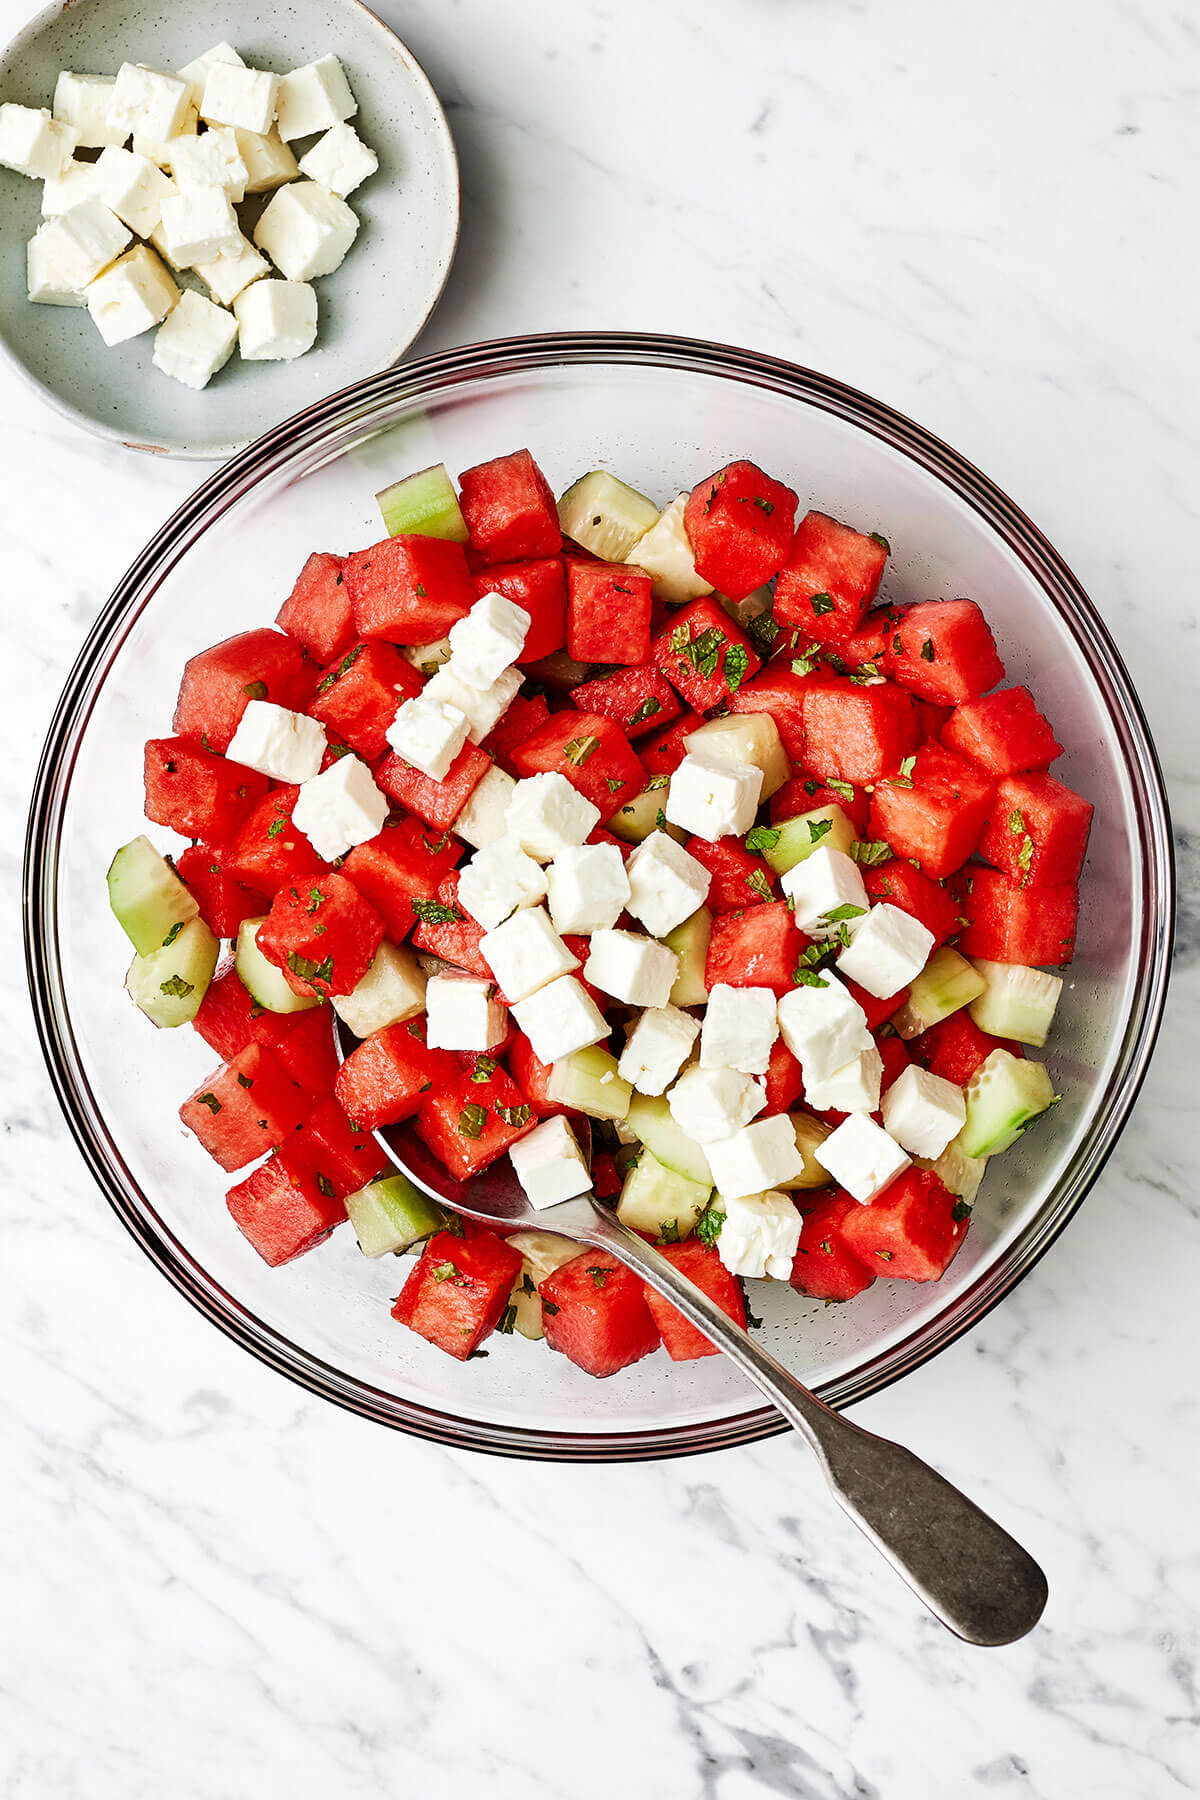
{"left": 641, "top": 1238, "right": 748, "bottom": 1360}
{"left": 414, "top": 1064, "right": 537, "bottom": 1181}
{"left": 538, "top": 1252, "right": 661, "bottom": 1378}
{"left": 838, "top": 1167, "right": 966, "bottom": 1282}
{"left": 683, "top": 459, "right": 798, "bottom": 600}
{"left": 774, "top": 511, "right": 889, "bottom": 644}
{"left": 257, "top": 871, "right": 384, "bottom": 999}
{"left": 940, "top": 686, "right": 1063, "bottom": 776}
{"left": 685, "top": 836, "right": 777, "bottom": 911}
{"left": 683, "top": 711, "right": 790, "bottom": 800}
{"left": 224, "top": 784, "right": 331, "bottom": 894}
{"left": 863, "top": 858, "right": 962, "bottom": 948}
{"left": 892, "top": 946, "right": 985, "bottom": 1039}
{"left": 458, "top": 448, "right": 560, "bottom": 564}
{"left": 968, "top": 960, "right": 1062, "bottom": 1048}
{"left": 868, "top": 743, "right": 994, "bottom": 878}
{"left": 226, "top": 1153, "right": 345, "bottom": 1266}
{"left": 409, "top": 872, "right": 490, "bottom": 976}
{"left": 344, "top": 534, "right": 474, "bottom": 642}
{"left": 234, "top": 916, "right": 322, "bottom": 1014}
{"left": 790, "top": 1194, "right": 877, "bottom": 1300}
{"left": 652, "top": 596, "right": 760, "bottom": 712}
{"left": 662, "top": 905, "right": 712, "bottom": 1005}
{"left": 173, "top": 628, "right": 312, "bottom": 752}
{"left": 376, "top": 462, "right": 469, "bottom": 542}
{"left": 176, "top": 842, "right": 267, "bottom": 940}
{"left": 883, "top": 600, "right": 1004, "bottom": 705}
{"left": 180, "top": 1043, "right": 304, "bottom": 1172}
{"left": 393, "top": 1227, "right": 524, "bottom": 1359}
{"left": 959, "top": 1049, "right": 1057, "bottom": 1157}
{"left": 911, "top": 1009, "right": 1020, "bottom": 1085}
{"left": 705, "top": 902, "right": 805, "bottom": 997}
{"left": 376, "top": 741, "right": 491, "bottom": 829}
{"left": 289, "top": 1094, "right": 390, "bottom": 1197}
{"left": 778, "top": 1109, "right": 835, "bottom": 1186}
{"left": 193, "top": 963, "right": 259, "bottom": 1060}
{"left": 268, "top": 1004, "right": 340, "bottom": 1096}
{"left": 308, "top": 640, "right": 422, "bottom": 760}
{"left": 107, "top": 834, "right": 199, "bottom": 956}
{"left": 504, "top": 1231, "right": 579, "bottom": 1339}
{"left": 341, "top": 817, "right": 463, "bottom": 940}
{"left": 573, "top": 664, "right": 683, "bottom": 740}
{"left": 547, "top": 1045, "right": 632, "bottom": 1122}
{"left": 800, "top": 676, "right": 921, "bottom": 786}
{"left": 639, "top": 710, "right": 706, "bottom": 780}
{"left": 567, "top": 560, "right": 653, "bottom": 665}
{"left": 335, "top": 1018, "right": 457, "bottom": 1129}
{"left": 918, "top": 1139, "right": 987, "bottom": 1206}
{"left": 484, "top": 691, "right": 552, "bottom": 773}
{"left": 955, "top": 866, "right": 1078, "bottom": 966}
{"left": 758, "top": 805, "right": 857, "bottom": 875}
{"left": 761, "top": 1038, "right": 805, "bottom": 1116}
{"left": 144, "top": 737, "right": 269, "bottom": 842}
{"left": 626, "top": 1092, "right": 712, "bottom": 1187}
{"left": 727, "top": 665, "right": 808, "bottom": 762}
{"left": 511, "top": 711, "right": 646, "bottom": 816}
{"left": 624, "top": 493, "right": 712, "bottom": 602}
{"left": 557, "top": 470, "right": 659, "bottom": 561}
{"left": 472, "top": 559, "right": 567, "bottom": 663}
{"left": 275, "top": 551, "right": 354, "bottom": 665}
{"left": 507, "top": 1029, "right": 571, "bottom": 1119}
{"left": 771, "top": 774, "right": 871, "bottom": 837}
{"left": 616, "top": 1148, "right": 710, "bottom": 1239}
{"left": 978, "top": 774, "right": 1093, "bottom": 888}
{"left": 124, "top": 916, "right": 220, "bottom": 1028}
{"left": 607, "top": 783, "right": 686, "bottom": 846}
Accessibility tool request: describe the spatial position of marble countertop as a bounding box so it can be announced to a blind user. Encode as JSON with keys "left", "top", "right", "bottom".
{"left": 3, "top": 0, "right": 1197, "bottom": 1793}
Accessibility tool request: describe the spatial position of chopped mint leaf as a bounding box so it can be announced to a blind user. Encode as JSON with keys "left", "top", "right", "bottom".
{"left": 808, "top": 817, "right": 833, "bottom": 844}
{"left": 242, "top": 680, "right": 268, "bottom": 700}
{"left": 869, "top": 532, "right": 891, "bottom": 552}
{"left": 470, "top": 1056, "right": 498, "bottom": 1083}
{"left": 628, "top": 697, "right": 663, "bottom": 728}
{"left": 496, "top": 1103, "right": 533, "bottom": 1129}
{"left": 820, "top": 902, "right": 866, "bottom": 923}
{"left": 456, "top": 1104, "right": 488, "bottom": 1139}
{"left": 920, "top": 638, "right": 936, "bottom": 662}
{"left": 316, "top": 1173, "right": 335, "bottom": 1199}
{"left": 412, "top": 898, "right": 463, "bottom": 925}
{"left": 745, "top": 825, "right": 780, "bottom": 854}
{"left": 586, "top": 1265, "right": 611, "bottom": 1290}
{"left": 723, "top": 644, "right": 750, "bottom": 693}
{"left": 160, "top": 974, "right": 193, "bottom": 998}
{"left": 851, "top": 839, "right": 893, "bottom": 867}
{"left": 161, "top": 921, "right": 184, "bottom": 948}
{"left": 562, "top": 734, "right": 600, "bottom": 766}
{"left": 810, "top": 593, "right": 834, "bottom": 617}
{"left": 745, "top": 868, "right": 773, "bottom": 900}
{"left": 196, "top": 1091, "right": 221, "bottom": 1114}
{"left": 696, "top": 1205, "right": 725, "bottom": 1248}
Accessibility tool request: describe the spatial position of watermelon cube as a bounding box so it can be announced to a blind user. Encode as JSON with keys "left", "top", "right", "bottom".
{"left": 862, "top": 858, "right": 962, "bottom": 948}
{"left": 800, "top": 677, "right": 921, "bottom": 786}
{"left": 458, "top": 449, "right": 561, "bottom": 565}
{"left": 483, "top": 692, "right": 551, "bottom": 775}
{"left": 539, "top": 1252, "right": 661, "bottom": 1378}
{"left": 875, "top": 1031, "right": 912, "bottom": 1096}
{"left": 705, "top": 902, "right": 806, "bottom": 997}
{"left": 335, "top": 1017, "right": 458, "bottom": 1130}
{"left": 790, "top": 1194, "right": 878, "bottom": 1300}
{"left": 257, "top": 870, "right": 385, "bottom": 999}
{"left": 226, "top": 1152, "right": 346, "bottom": 1266}
{"left": 392, "top": 1226, "right": 524, "bottom": 1360}
{"left": 223, "top": 785, "right": 332, "bottom": 895}
{"left": 883, "top": 600, "right": 1005, "bottom": 705}
{"left": 640, "top": 1238, "right": 748, "bottom": 1360}
{"left": 263, "top": 1004, "right": 341, "bottom": 1098}
{"left": 180, "top": 1043, "right": 304, "bottom": 1172}
{"left": 192, "top": 962, "right": 258, "bottom": 1062}
{"left": 567, "top": 560, "right": 654, "bottom": 665}
{"left": 773, "top": 511, "right": 889, "bottom": 645}
{"left": 955, "top": 866, "right": 1078, "bottom": 965}
{"left": 869, "top": 743, "right": 995, "bottom": 878}
{"left": 275, "top": 551, "right": 354, "bottom": 667}
{"left": 771, "top": 773, "right": 872, "bottom": 836}
{"left": 510, "top": 711, "right": 646, "bottom": 815}
{"left": 413, "top": 1065, "right": 537, "bottom": 1181}
{"left": 173, "top": 628, "right": 314, "bottom": 753}
{"left": 507, "top": 1029, "right": 573, "bottom": 1120}
{"left": 344, "top": 534, "right": 474, "bottom": 643}
{"left": 289, "top": 1094, "right": 389, "bottom": 1197}
{"left": 341, "top": 816, "right": 463, "bottom": 939}
{"left": 683, "top": 459, "right": 798, "bottom": 601}
{"left": 639, "top": 709, "right": 707, "bottom": 779}
{"left": 844, "top": 976, "right": 909, "bottom": 1033}
{"left": 838, "top": 1168, "right": 966, "bottom": 1282}
{"left": 727, "top": 666, "right": 809, "bottom": 763}
{"left": 684, "top": 835, "right": 777, "bottom": 912}
{"left": 409, "top": 872, "right": 490, "bottom": 977}
{"left": 979, "top": 774, "right": 1093, "bottom": 888}
{"left": 573, "top": 664, "right": 683, "bottom": 740}
{"left": 652, "top": 597, "right": 761, "bottom": 712}
{"left": 912, "top": 1010, "right": 1020, "bottom": 1085}
{"left": 308, "top": 640, "right": 423, "bottom": 761}
{"left": 471, "top": 557, "right": 567, "bottom": 662}
{"left": 144, "top": 738, "right": 269, "bottom": 843}
{"left": 376, "top": 741, "right": 491, "bottom": 829}
{"left": 177, "top": 842, "right": 267, "bottom": 940}
{"left": 761, "top": 1035, "right": 805, "bottom": 1114}
{"left": 940, "top": 685, "right": 1063, "bottom": 777}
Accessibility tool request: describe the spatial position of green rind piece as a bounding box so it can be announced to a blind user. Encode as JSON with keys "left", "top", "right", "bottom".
{"left": 344, "top": 1175, "right": 446, "bottom": 1257}
{"left": 377, "top": 462, "right": 469, "bottom": 542}
{"left": 959, "top": 1049, "right": 1058, "bottom": 1157}
{"left": 627, "top": 1091, "right": 712, "bottom": 1187}
{"left": 663, "top": 905, "right": 711, "bottom": 1006}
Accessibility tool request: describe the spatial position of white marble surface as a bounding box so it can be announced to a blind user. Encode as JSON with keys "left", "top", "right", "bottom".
{"left": 3, "top": 0, "right": 1198, "bottom": 1793}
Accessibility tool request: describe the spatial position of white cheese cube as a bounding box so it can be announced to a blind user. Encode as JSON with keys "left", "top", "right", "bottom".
{"left": 705, "top": 1114, "right": 806, "bottom": 1198}
{"left": 168, "top": 126, "right": 248, "bottom": 200}
{"left": 624, "top": 830, "right": 712, "bottom": 937}
{"left": 297, "top": 120, "right": 378, "bottom": 197}
{"left": 667, "top": 1065, "right": 766, "bottom": 1143}
{"left": 193, "top": 234, "right": 269, "bottom": 305}
{"left": 616, "top": 1004, "right": 699, "bottom": 1096}
{"left": 93, "top": 145, "right": 174, "bottom": 235}
{"left": 253, "top": 179, "right": 358, "bottom": 281}
{"left": 779, "top": 846, "right": 869, "bottom": 940}
{"left": 802, "top": 1045, "right": 884, "bottom": 1115}
{"left": 26, "top": 231, "right": 85, "bottom": 306}
{"left": 836, "top": 902, "right": 935, "bottom": 999}
{"left": 234, "top": 126, "right": 300, "bottom": 194}
{"left": 177, "top": 42, "right": 244, "bottom": 107}
{"left": 200, "top": 64, "right": 279, "bottom": 136}
{"left": 480, "top": 906, "right": 578, "bottom": 1002}
{"left": 234, "top": 277, "right": 317, "bottom": 358}
{"left": 700, "top": 984, "right": 778, "bottom": 1075}
{"left": 107, "top": 64, "right": 192, "bottom": 143}
{"left": 456, "top": 838, "right": 547, "bottom": 930}
{"left": 546, "top": 842, "right": 630, "bottom": 935}
{"left": 625, "top": 492, "right": 713, "bottom": 602}
{"left": 511, "top": 975, "right": 608, "bottom": 1064}
{"left": 424, "top": 662, "right": 522, "bottom": 745}
{"left": 40, "top": 157, "right": 100, "bottom": 216}
{"left": 665, "top": 751, "right": 763, "bottom": 842}
{"left": 776, "top": 973, "right": 872, "bottom": 1083}
{"left": 815, "top": 1113, "right": 911, "bottom": 1205}
{"left": 84, "top": 245, "right": 178, "bottom": 346}
{"left": 585, "top": 928, "right": 677, "bottom": 1008}
{"left": 0, "top": 103, "right": 77, "bottom": 179}
{"left": 292, "top": 754, "right": 387, "bottom": 861}
{"left": 716, "top": 1189, "right": 802, "bottom": 1280}
{"left": 132, "top": 101, "right": 198, "bottom": 168}
{"left": 159, "top": 183, "right": 242, "bottom": 265}
{"left": 507, "top": 773, "right": 600, "bottom": 862}
{"left": 385, "top": 693, "right": 470, "bottom": 780}
{"left": 227, "top": 699, "right": 326, "bottom": 781}
{"left": 446, "top": 591, "right": 530, "bottom": 688}
{"left": 152, "top": 289, "right": 238, "bottom": 390}
{"left": 275, "top": 55, "right": 357, "bottom": 141}
{"left": 31, "top": 199, "right": 130, "bottom": 290}
{"left": 53, "top": 74, "right": 124, "bottom": 149}
{"left": 332, "top": 941, "right": 426, "bottom": 1037}
{"left": 425, "top": 972, "right": 507, "bottom": 1052}
{"left": 452, "top": 764, "right": 515, "bottom": 850}
{"left": 403, "top": 636, "right": 453, "bottom": 676}
{"left": 881, "top": 1064, "right": 967, "bottom": 1160}
{"left": 509, "top": 1116, "right": 591, "bottom": 1210}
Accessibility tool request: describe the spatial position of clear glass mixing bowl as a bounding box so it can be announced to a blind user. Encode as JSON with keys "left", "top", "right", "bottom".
{"left": 23, "top": 333, "right": 1174, "bottom": 1460}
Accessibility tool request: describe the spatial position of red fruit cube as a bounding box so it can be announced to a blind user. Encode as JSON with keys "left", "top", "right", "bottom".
{"left": 573, "top": 664, "right": 683, "bottom": 740}
{"left": 376, "top": 741, "right": 491, "bottom": 830}
{"left": 683, "top": 460, "right": 798, "bottom": 601}
{"left": 762, "top": 1036, "right": 805, "bottom": 1115}
{"left": 869, "top": 743, "right": 995, "bottom": 878}
{"left": 192, "top": 962, "right": 257, "bottom": 1061}
{"left": 726, "top": 666, "right": 808, "bottom": 762}
{"left": 955, "top": 866, "right": 1078, "bottom": 965}
{"left": 177, "top": 842, "right": 267, "bottom": 939}
{"left": 940, "top": 685, "right": 1063, "bottom": 777}
{"left": 180, "top": 1043, "right": 304, "bottom": 1172}
{"left": 979, "top": 774, "right": 1093, "bottom": 888}
{"left": 862, "top": 858, "right": 962, "bottom": 948}
{"left": 684, "top": 836, "right": 777, "bottom": 912}
{"left": 567, "top": 561, "right": 654, "bottom": 665}
{"left": 652, "top": 597, "right": 761, "bottom": 712}
{"left": 392, "top": 1227, "right": 524, "bottom": 1360}
{"left": 226, "top": 1153, "right": 345, "bottom": 1267}
{"left": 912, "top": 1011, "right": 1020, "bottom": 1085}
{"left": 335, "top": 1018, "right": 458, "bottom": 1130}
{"left": 883, "top": 600, "right": 1005, "bottom": 705}
{"left": 471, "top": 557, "right": 567, "bottom": 662}
{"left": 790, "top": 1194, "right": 878, "bottom": 1300}
{"left": 264, "top": 1006, "right": 341, "bottom": 1098}
{"left": 838, "top": 1168, "right": 967, "bottom": 1282}
{"left": 144, "top": 737, "right": 269, "bottom": 843}
{"left": 414, "top": 1065, "right": 537, "bottom": 1181}
{"left": 800, "top": 677, "right": 921, "bottom": 786}
{"left": 591, "top": 1152, "right": 622, "bottom": 1200}
{"left": 275, "top": 551, "right": 354, "bottom": 666}
{"left": 844, "top": 977, "right": 909, "bottom": 1033}
{"left": 483, "top": 692, "right": 551, "bottom": 775}
{"left": 539, "top": 1253, "right": 661, "bottom": 1378}
{"left": 774, "top": 512, "right": 889, "bottom": 645}
{"left": 257, "top": 871, "right": 384, "bottom": 999}
{"left": 308, "top": 640, "right": 423, "bottom": 761}
{"left": 409, "top": 872, "right": 490, "bottom": 976}
{"left": 705, "top": 902, "right": 806, "bottom": 997}
{"left": 771, "top": 773, "right": 872, "bottom": 836}
{"left": 840, "top": 608, "right": 897, "bottom": 671}
{"left": 173, "top": 628, "right": 313, "bottom": 752}
{"left": 640, "top": 1238, "right": 748, "bottom": 1360}
{"left": 223, "top": 785, "right": 331, "bottom": 895}
{"left": 288, "top": 1094, "right": 389, "bottom": 1197}
{"left": 344, "top": 534, "right": 474, "bottom": 643}
{"left": 458, "top": 449, "right": 561, "bottom": 564}
{"left": 639, "top": 710, "right": 706, "bottom": 780}
{"left": 511, "top": 711, "right": 646, "bottom": 816}
{"left": 341, "top": 816, "right": 464, "bottom": 940}
{"left": 507, "top": 1029, "right": 573, "bottom": 1120}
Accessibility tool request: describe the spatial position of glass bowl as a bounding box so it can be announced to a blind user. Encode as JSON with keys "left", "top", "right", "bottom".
{"left": 23, "top": 332, "right": 1174, "bottom": 1461}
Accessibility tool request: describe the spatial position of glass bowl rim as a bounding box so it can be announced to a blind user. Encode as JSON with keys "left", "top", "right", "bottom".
{"left": 23, "top": 329, "right": 1176, "bottom": 1462}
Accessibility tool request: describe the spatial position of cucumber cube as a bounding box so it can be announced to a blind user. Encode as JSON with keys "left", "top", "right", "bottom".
{"left": 344, "top": 1174, "right": 446, "bottom": 1256}
{"left": 626, "top": 1091, "right": 712, "bottom": 1187}
{"left": 758, "top": 804, "right": 857, "bottom": 875}
{"left": 505, "top": 1229, "right": 580, "bottom": 1340}
{"left": 107, "top": 834, "right": 198, "bottom": 956}
{"left": 124, "top": 917, "right": 219, "bottom": 1027}
{"left": 776, "top": 1109, "right": 835, "bottom": 1190}
{"left": 968, "top": 959, "right": 1063, "bottom": 1048}
{"left": 235, "top": 916, "right": 322, "bottom": 1014}
{"left": 893, "top": 947, "right": 986, "bottom": 1039}
{"left": 557, "top": 469, "right": 659, "bottom": 561}
{"left": 376, "top": 462, "right": 469, "bottom": 542}
{"left": 616, "top": 1147, "right": 710, "bottom": 1239}
{"left": 607, "top": 783, "right": 687, "bottom": 845}
{"left": 547, "top": 1045, "right": 632, "bottom": 1122}
{"left": 663, "top": 905, "right": 711, "bottom": 1006}
{"left": 683, "top": 713, "right": 791, "bottom": 802}
{"left": 959, "top": 1049, "right": 1058, "bottom": 1157}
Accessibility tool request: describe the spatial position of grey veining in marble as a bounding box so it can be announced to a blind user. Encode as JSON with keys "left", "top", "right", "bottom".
{"left": 2, "top": 0, "right": 1198, "bottom": 1794}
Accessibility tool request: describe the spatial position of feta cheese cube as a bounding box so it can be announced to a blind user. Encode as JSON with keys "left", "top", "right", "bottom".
{"left": 509, "top": 1116, "right": 591, "bottom": 1210}
{"left": 779, "top": 846, "right": 869, "bottom": 940}
{"left": 177, "top": 42, "right": 244, "bottom": 108}
{"left": 511, "top": 975, "right": 608, "bottom": 1064}
{"left": 624, "top": 830, "right": 712, "bottom": 937}
{"left": 168, "top": 126, "right": 248, "bottom": 200}
{"left": 107, "top": 64, "right": 192, "bottom": 144}
{"left": 253, "top": 180, "right": 358, "bottom": 281}
{"left": 423, "top": 662, "right": 522, "bottom": 745}
{"left": 159, "top": 183, "right": 242, "bottom": 266}
{"left": 452, "top": 764, "right": 515, "bottom": 850}
{"left": 331, "top": 940, "right": 426, "bottom": 1037}
{"left": 26, "top": 231, "right": 85, "bottom": 306}
{"left": 546, "top": 842, "right": 630, "bottom": 935}
{"left": 34, "top": 199, "right": 132, "bottom": 292}
{"left": 880, "top": 1064, "right": 967, "bottom": 1160}
{"left": 480, "top": 906, "right": 578, "bottom": 1002}
{"left": 132, "top": 102, "right": 198, "bottom": 168}
{"left": 585, "top": 928, "right": 677, "bottom": 1008}
{"left": 84, "top": 245, "right": 178, "bottom": 346}
{"left": 716, "top": 1189, "right": 802, "bottom": 1280}
{"left": 297, "top": 120, "right": 379, "bottom": 197}
{"left": 667, "top": 1065, "right": 766, "bottom": 1143}
{"left": 815, "top": 1113, "right": 911, "bottom": 1205}
{"left": 425, "top": 972, "right": 507, "bottom": 1052}
{"left": 700, "top": 984, "right": 778, "bottom": 1075}
{"left": 836, "top": 902, "right": 935, "bottom": 998}
{"left": 705, "top": 1114, "right": 805, "bottom": 1197}
{"left": 507, "top": 773, "right": 600, "bottom": 862}
{"left": 275, "top": 55, "right": 358, "bottom": 141}
{"left": 93, "top": 145, "right": 174, "bottom": 235}
{"left": 802, "top": 1045, "right": 883, "bottom": 1115}
{"left": 446, "top": 592, "right": 530, "bottom": 687}
{"left": 455, "top": 837, "right": 547, "bottom": 929}
{"left": 192, "top": 234, "right": 270, "bottom": 305}
{"left": 234, "top": 126, "right": 300, "bottom": 194}
{"left": 617, "top": 1004, "right": 699, "bottom": 1096}
{"left": 233, "top": 277, "right": 317, "bottom": 359}
{"left": 227, "top": 698, "right": 326, "bottom": 781}
{"left": 200, "top": 63, "right": 279, "bottom": 136}
{"left": 776, "top": 973, "right": 872, "bottom": 1082}
{"left": 0, "top": 103, "right": 77, "bottom": 179}
{"left": 292, "top": 754, "right": 387, "bottom": 860}
{"left": 151, "top": 289, "right": 238, "bottom": 390}
{"left": 53, "top": 74, "right": 125, "bottom": 149}
{"left": 40, "top": 157, "right": 101, "bottom": 217}
{"left": 665, "top": 751, "right": 763, "bottom": 842}
{"left": 385, "top": 692, "right": 470, "bottom": 780}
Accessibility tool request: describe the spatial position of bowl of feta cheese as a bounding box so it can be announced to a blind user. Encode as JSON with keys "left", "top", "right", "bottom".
{"left": 0, "top": 0, "right": 459, "bottom": 456}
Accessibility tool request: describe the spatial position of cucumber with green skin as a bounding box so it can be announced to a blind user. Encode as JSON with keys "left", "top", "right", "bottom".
{"left": 959, "top": 1049, "right": 1058, "bottom": 1157}
{"left": 758, "top": 804, "right": 857, "bottom": 875}
{"left": 683, "top": 712, "right": 790, "bottom": 801}
{"left": 616, "top": 1147, "right": 710, "bottom": 1239}
{"left": 893, "top": 947, "right": 986, "bottom": 1039}
{"left": 344, "top": 1175, "right": 446, "bottom": 1257}
{"left": 968, "top": 959, "right": 1062, "bottom": 1048}
{"left": 607, "top": 784, "right": 687, "bottom": 846}
{"left": 663, "top": 905, "right": 711, "bottom": 1006}
{"left": 547, "top": 1045, "right": 632, "bottom": 1122}
{"left": 627, "top": 1092, "right": 712, "bottom": 1187}
{"left": 124, "top": 917, "right": 219, "bottom": 1028}
{"left": 107, "top": 835, "right": 198, "bottom": 957}
{"left": 376, "top": 463, "right": 469, "bottom": 542}
{"left": 557, "top": 470, "right": 659, "bottom": 561}
{"left": 235, "top": 917, "right": 321, "bottom": 1015}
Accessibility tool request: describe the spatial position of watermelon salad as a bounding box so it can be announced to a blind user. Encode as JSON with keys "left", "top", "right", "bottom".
{"left": 106, "top": 449, "right": 1092, "bottom": 1378}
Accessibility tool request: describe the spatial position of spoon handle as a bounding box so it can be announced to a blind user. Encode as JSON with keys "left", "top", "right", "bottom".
{"left": 578, "top": 1204, "right": 1048, "bottom": 1646}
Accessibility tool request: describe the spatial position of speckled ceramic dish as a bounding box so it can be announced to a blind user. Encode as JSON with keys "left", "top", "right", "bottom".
{"left": 0, "top": 0, "right": 458, "bottom": 458}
